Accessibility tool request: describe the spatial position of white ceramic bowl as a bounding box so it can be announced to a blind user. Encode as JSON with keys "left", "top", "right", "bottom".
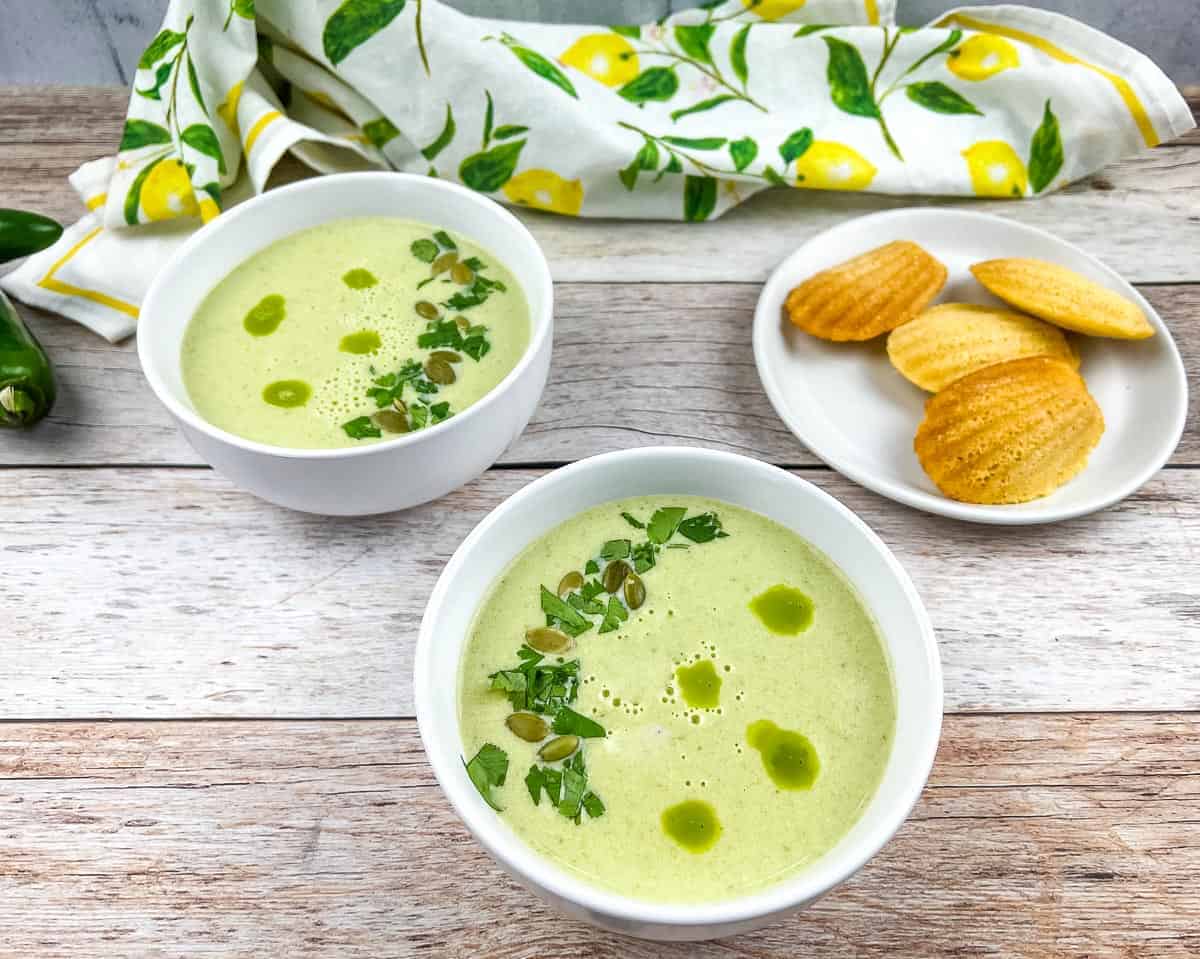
{"left": 138, "top": 172, "right": 553, "bottom": 515}
{"left": 415, "top": 447, "right": 942, "bottom": 941}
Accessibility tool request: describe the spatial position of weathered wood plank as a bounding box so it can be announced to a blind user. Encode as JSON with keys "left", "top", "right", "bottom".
{"left": 1, "top": 87, "right": 1198, "bottom": 283}
{"left": 2, "top": 715, "right": 1197, "bottom": 957}
{"left": 2, "top": 467, "right": 1197, "bottom": 720}
{"left": 4, "top": 283, "right": 1197, "bottom": 467}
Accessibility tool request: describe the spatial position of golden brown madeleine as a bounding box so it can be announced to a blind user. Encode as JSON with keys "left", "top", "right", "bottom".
{"left": 887, "top": 303, "right": 1079, "bottom": 392}
{"left": 785, "top": 240, "right": 948, "bottom": 341}
{"left": 970, "top": 258, "right": 1154, "bottom": 340}
{"left": 914, "top": 356, "right": 1104, "bottom": 505}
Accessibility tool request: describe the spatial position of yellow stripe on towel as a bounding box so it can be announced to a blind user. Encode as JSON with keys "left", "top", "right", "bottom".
{"left": 244, "top": 110, "right": 282, "bottom": 154}
{"left": 37, "top": 227, "right": 140, "bottom": 319}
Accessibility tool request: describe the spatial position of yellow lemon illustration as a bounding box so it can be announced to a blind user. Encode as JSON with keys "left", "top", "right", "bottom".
{"left": 962, "top": 141, "right": 1028, "bottom": 197}
{"left": 741, "top": 0, "right": 807, "bottom": 20}
{"left": 794, "top": 141, "right": 877, "bottom": 191}
{"left": 198, "top": 196, "right": 221, "bottom": 223}
{"left": 217, "top": 80, "right": 244, "bottom": 136}
{"left": 141, "top": 158, "right": 199, "bottom": 221}
{"left": 948, "top": 34, "right": 1020, "bottom": 82}
{"left": 559, "top": 33, "right": 639, "bottom": 87}
{"left": 503, "top": 169, "right": 584, "bottom": 216}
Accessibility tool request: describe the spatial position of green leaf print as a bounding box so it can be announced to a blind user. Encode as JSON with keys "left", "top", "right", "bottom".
{"left": 181, "top": 123, "right": 226, "bottom": 175}
{"left": 1028, "top": 100, "right": 1064, "bottom": 193}
{"left": 136, "top": 62, "right": 173, "bottom": 101}
{"left": 611, "top": 25, "right": 640, "bottom": 39}
{"left": 683, "top": 175, "right": 717, "bottom": 222}
{"left": 119, "top": 119, "right": 172, "bottom": 151}
{"left": 729, "top": 137, "right": 757, "bottom": 173}
{"left": 124, "top": 155, "right": 165, "bottom": 225}
{"left": 674, "top": 25, "right": 715, "bottom": 66}
{"left": 138, "top": 29, "right": 185, "bottom": 68}
{"left": 500, "top": 36, "right": 578, "bottom": 99}
{"left": 663, "top": 136, "right": 726, "bottom": 150}
{"left": 778, "top": 127, "right": 813, "bottom": 164}
{"left": 824, "top": 37, "right": 878, "bottom": 118}
{"left": 762, "top": 164, "right": 788, "bottom": 186}
{"left": 618, "top": 67, "right": 678, "bottom": 104}
{"left": 619, "top": 140, "right": 659, "bottom": 191}
{"left": 492, "top": 124, "right": 528, "bottom": 140}
{"left": 420, "top": 103, "right": 455, "bottom": 160}
{"left": 482, "top": 91, "right": 494, "bottom": 145}
{"left": 669, "top": 95, "right": 736, "bottom": 122}
{"left": 730, "top": 24, "right": 752, "bottom": 88}
{"left": 322, "top": 0, "right": 407, "bottom": 66}
{"left": 363, "top": 116, "right": 400, "bottom": 148}
{"left": 186, "top": 54, "right": 206, "bottom": 112}
{"left": 459, "top": 140, "right": 525, "bottom": 192}
{"left": 906, "top": 82, "right": 982, "bottom": 116}
{"left": 793, "top": 24, "right": 833, "bottom": 37}
{"left": 200, "top": 181, "right": 221, "bottom": 206}
{"left": 224, "top": 0, "right": 255, "bottom": 31}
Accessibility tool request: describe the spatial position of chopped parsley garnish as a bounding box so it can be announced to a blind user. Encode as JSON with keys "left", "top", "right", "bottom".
{"left": 598, "top": 595, "right": 629, "bottom": 634}
{"left": 342, "top": 360, "right": 456, "bottom": 439}
{"left": 540, "top": 586, "right": 593, "bottom": 637}
{"left": 525, "top": 753, "right": 602, "bottom": 823}
{"left": 341, "top": 416, "right": 381, "bottom": 439}
{"left": 433, "top": 230, "right": 456, "bottom": 250}
{"left": 621, "top": 511, "right": 645, "bottom": 530}
{"left": 632, "top": 541, "right": 657, "bottom": 573}
{"left": 600, "top": 539, "right": 631, "bottom": 560}
{"left": 552, "top": 705, "right": 606, "bottom": 738}
{"left": 647, "top": 506, "right": 687, "bottom": 545}
{"left": 584, "top": 559, "right": 599, "bottom": 575}
{"left": 410, "top": 238, "right": 438, "bottom": 262}
{"left": 465, "top": 743, "right": 508, "bottom": 810}
{"left": 488, "top": 645, "right": 580, "bottom": 714}
{"left": 679, "top": 512, "right": 729, "bottom": 543}
{"left": 525, "top": 763, "right": 561, "bottom": 805}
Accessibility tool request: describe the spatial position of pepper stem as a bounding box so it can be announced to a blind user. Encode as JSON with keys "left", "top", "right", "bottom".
{"left": 0, "top": 384, "right": 36, "bottom": 425}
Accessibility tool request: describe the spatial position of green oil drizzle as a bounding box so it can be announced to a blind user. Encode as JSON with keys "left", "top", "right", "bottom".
{"left": 661, "top": 799, "right": 722, "bottom": 853}
{"left": 750, "top": 584, "right": 814, "bottom": 635}
{"left": 675, "top": 659, "right": 722, "bottom": 709}
{"left": 342, "top": 268, "right": 378, "bottom": 289}
{"left": 747, "top": 719, "right": 819, "bottom": 790}
{"left": 243, "top": 294, "right": 286, "bottom": 336}
{"left": 339, "top": 329, "right": 381, "bottom": 354}
{"left": 262, "top": 379, "right": 311, "bottom": 408}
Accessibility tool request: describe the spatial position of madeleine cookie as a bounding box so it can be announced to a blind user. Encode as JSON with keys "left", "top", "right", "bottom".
{"left": 914, "top": 356, "right": 1104, "bottom": 505}
{"left": 887, "top": 303, "right": 1078, "bottom": 392}
{"left": 970, "top": 258, "right": 1154, "bottom": 340}
{"left": 785, "top": 240, "right": 948, "bottom": 341}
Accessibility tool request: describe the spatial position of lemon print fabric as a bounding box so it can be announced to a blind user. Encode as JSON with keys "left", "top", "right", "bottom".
{"left": 948, "top": 35, "right": 1020, "bottom": 82}
{"left": 503, "top": 169, "right": 585, "bottom": 216}
{"left": 559, "top": 33, "right": 639, "bottom": 88}
{"left": 139, "top": 158, "right": 200, "bottom": 221}
{"left": 741, "top": 0, "right": 807, "bottom": 21}
{"left": 962, "top": 141, "right": 1028, "bottom": 197}
{"left": 794, "top": 141, "right": 877, "bottom": 191}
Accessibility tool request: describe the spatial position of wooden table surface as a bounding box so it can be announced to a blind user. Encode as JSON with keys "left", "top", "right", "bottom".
{"left": 2, "top": 86, "right": 1199, "bottom": 957}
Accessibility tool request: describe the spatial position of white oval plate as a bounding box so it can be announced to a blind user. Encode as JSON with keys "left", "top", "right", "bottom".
{"left": 753, "top": 208, "right": 1188, "bottom": 525}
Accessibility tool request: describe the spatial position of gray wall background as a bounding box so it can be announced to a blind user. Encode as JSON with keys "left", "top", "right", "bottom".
{"left": 1, "top": 1, "right": 1195, "bottom": 86}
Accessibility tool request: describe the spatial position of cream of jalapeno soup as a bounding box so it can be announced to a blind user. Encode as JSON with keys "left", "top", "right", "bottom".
{"left": 181, "top": 217, "right": 529, "bottom": 448}
{"left": 459, "top": 496, "right": 897, "bottom": 903}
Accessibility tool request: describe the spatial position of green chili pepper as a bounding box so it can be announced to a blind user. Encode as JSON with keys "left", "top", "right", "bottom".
{"left": 0, "top": 290, "right": 56, "bottom": 428}
{"left": 0, "top": 209, "right": 63, "bottom": 264}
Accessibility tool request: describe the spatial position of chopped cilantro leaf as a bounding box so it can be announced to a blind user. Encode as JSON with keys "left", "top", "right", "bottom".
{"left": 558, "top": 754, "right": 587, "bottom": 821}
{"left": 647, "top": 506, "right": 687, "bottom": 544}
{"left": 552, "top": 706, "right": 606, "bottom": 739}
{"left": 409, "top": 404, "right": 429, "bottom": 430}
{"left": 632, "top": 541, "right": 657, "bottom": 573}
{"left": 461, "top": 256, "right": 484, "bottom": 271}
{"left": 411, "top": 238, "right": 438, "bottom": 262}
{"left": 582, "top": 791, "right": 605, "bottom": 818}
{"left": 342, "top": 416, "right": 381, "bottom": 439}
{"left": 429, "top": 401, "right": 451, "bottom": 423}
{"left": 584, "top": 559, "right": 599, "bottom": 575}
{"left": 433, "top": 229, "right": 456, "bottom": 250}
{"left": 600, "top": 539, "right": 631, "bottom": 560}
{"left": 567, "top": 591, "right": 605, "bottom": 615}
{"left": 488, "top": 646, "right": 580, "bottom": 714}
{"left": 464, "top": 743, "right": 508, "bottom": 810}
{"left": 579, "top": 579, "right": 606, "bottom": 602}
{"left": 620, "top": 511, "right": 645, "bottom": 529}
{"left": 462, "top": 334, "right": 490, "bottom": 361}
{"left": 417, "top": 318, "right": 464, "bottom": 350}
{"left": 541, "top": 586, "right": 592, "bottom": 637}
{"left": 598, "top": 595, "right": 629, "bottom": 633}
{"left": 678, "top": 512, "right": 729, "bottom": 543}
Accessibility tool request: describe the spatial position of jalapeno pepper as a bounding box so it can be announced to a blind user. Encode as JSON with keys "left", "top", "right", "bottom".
{"left": 0, "top": 209, "right": 63, "bottom": 263}
{"left": 0, "top": 289, "right": 56, "bottom": 428}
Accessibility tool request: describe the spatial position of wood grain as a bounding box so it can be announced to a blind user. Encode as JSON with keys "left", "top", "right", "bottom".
{"left": 2, "top": 715, "right": 1197, "bottom": 957}
{"left": 2, "top": 467, "right": 1197, "bottom": 720}
{"left": 4, "top": 283, "right": 1197, "bottom": 467}
{"left": 1, "top": 87, "right": 1198, "bottom": 282}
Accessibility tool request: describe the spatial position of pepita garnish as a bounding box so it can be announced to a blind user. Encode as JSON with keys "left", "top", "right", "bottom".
{"left": 430, "top": 350, "right": 462, "bottom": 364}
{"left": 371, "top": 410, "right": 409, "bottom": 433}
{"left": 415, "top": 300, "right": 439, "bottom": 320}
{"left": 624, "top": 572, "right": 646, "bottom": 610}
{"left": 505, "top": 712, "right": 549, "bottom": 743}
{"left": 451, "top": 262, "right": 474, "bottom": 285}
{"left": 603, "top": 560, "right": 631, "bottom": 594}
{"left": 557, "top": 571, "right": 585, "bottom": 597}
{"left": 538, "top": 735, "right": 580, "bottom": 762}
{"left": 431, "top": 251, "right": 458, "bottom": 275}
{"left": 392, "top": 397, "right": 408, "bottom": 414}
{"left": 525, "top": 626, "right": 573, "bottom": 654}
{"left": 424, "top": 357, "right": 456, "bottom": 385}
{"left": 455, "top": 315, "right": 471, "bottom": 331}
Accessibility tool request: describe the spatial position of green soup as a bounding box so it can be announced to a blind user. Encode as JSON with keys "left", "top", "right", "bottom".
{"left": 458, "top": 496, "right": 897, "bottom": 903}
{"left": 182, "top": 217, "right": 529, "bottom": 449}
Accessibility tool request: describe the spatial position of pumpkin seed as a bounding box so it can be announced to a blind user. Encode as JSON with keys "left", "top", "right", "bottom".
{"left": 430, "top": 350, "right": 462, "bottom": 364}
{"left": 415, "top": 300, "right": 439, "bottom": 320}
{"left": 392, "top": 397, "right": 408, "bottom": 414}
{"left": 451, "top": 262, "right": 474, "bottom": 285}
{"left": 557, "top": 571, "right": 585, "bottom": 597}
{"left": 431, "top": 251, "right": 458, "bottom": 275}
{"left": 624, "top": 572, "right": 646, "bottom": 610}
{"left": 424, "top": 357, "right": 456, "bottom": 385}
{"left": 506, "top": 712, "right": 549, "bottom": 743}
{"left": 603, "top": 560, "right": 631, "bottom": 594}
{"left": 525, "top": 626, "right": 573, "bottom": 654}
{"left": 538, "top": 735, "right": 579, "bottom": 762}
{"left": 454, "top": 315, "right": 471, "bottom": 331}
{"left": 371, "top": 410, "right": 409, "bottom": 433}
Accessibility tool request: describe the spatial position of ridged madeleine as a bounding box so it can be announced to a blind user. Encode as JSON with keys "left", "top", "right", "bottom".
{"left": 785, "top": 240, "right": 948, "bottom": 341}
{"left": 914, "top": 356, "right": 1104, "bottom": 505}
{"left": 970, "top": 258, "right": 1154, "bottom": 340}
{"left": 887, "top": 303, "right": 1078, "bottom": 392}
